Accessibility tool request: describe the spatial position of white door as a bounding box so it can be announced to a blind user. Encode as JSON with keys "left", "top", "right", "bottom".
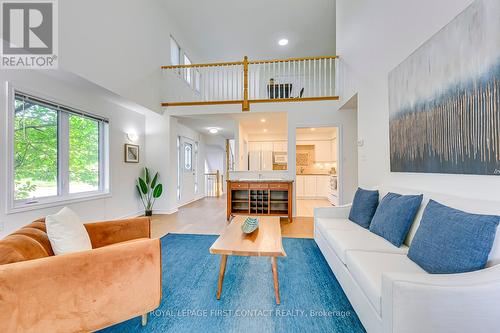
{"left": 261, "top": 142, "right": 274, "bottom": 171}
{"left": 179, "top": 137, "right": 197, "bottom": 204}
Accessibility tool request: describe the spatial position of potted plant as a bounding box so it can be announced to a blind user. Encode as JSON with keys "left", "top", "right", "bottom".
{"left": 136, "top": 167, "right": 163, "bottom": 216}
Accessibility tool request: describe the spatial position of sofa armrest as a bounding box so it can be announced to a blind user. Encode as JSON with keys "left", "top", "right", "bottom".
{"left": 314, "top": 204, "right": 352, "bottom": 219}
{"left": 0, "top": 238, "right": 161, "bottom": 333}
{"left": 84, "top": 217, "right": 151, "bottom": 248}
{"left": 381, "top": 265, "right": 500, "bottom": 333}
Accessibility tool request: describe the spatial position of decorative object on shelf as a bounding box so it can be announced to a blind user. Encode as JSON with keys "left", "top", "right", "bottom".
{"left": 136, "top": 167, "right": 163, "bottom": 216}
{"left": 124, "top": 144, "right": 139, "bottom": 163}
{"left": 241, "top": 217, "right": 259, "bottom": 234}
{"left": 389, "top": 0, "right": 500, "bottom": 175}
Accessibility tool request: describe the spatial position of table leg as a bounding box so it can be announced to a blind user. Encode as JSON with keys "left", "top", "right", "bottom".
{"left": 271, "top": 257, "right": 281, "bottom": 305}
{"left": 216, "top": 255, "right": 228, "bottom": 300}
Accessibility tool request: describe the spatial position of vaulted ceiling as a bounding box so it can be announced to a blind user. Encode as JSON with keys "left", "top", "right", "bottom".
{"left": 163, "top": 0, "right": 336, "bottom": 63}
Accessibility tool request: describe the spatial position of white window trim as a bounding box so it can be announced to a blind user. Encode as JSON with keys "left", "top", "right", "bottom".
{"left": 170, "top": 35, "right": 201, "bottom": 95}
{"left": 5, "top": 82, "right": 111, "bottom": 214}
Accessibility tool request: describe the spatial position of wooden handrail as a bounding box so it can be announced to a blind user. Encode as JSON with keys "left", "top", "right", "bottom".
{"left": 161, "top": 61, "right": 243, "bottom": 69}
{"left": 248, "top": 55, "right": 338, "bottom": 65}
{"left": 161, "top": 55, "right": 338, "bottom": 69}
{"left": 161, "top": 55, "right": 339, "bottom": 110}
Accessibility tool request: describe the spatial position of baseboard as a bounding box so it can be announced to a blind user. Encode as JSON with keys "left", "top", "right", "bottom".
{"left": 118, "top": 210, "right": 143, "bottom": 219}
{"left": 152, "top": 208, "right": 179, "bottom": 215}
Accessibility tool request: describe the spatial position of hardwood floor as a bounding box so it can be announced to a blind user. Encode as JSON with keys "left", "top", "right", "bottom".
{"left": 150, "top": 195, "right": 314, "bottom": 239}
{"left": 296, "top": 199, "right": 332, "bottom": 217}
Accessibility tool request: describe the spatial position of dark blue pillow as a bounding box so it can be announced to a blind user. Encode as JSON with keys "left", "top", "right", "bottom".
{"left": 348, "top": 188, "right": 379, "bottom": 228}
{"left": 369, "top": 192, "right": 423, "bottom": 247}
{"left": 408, "top": 200, "right": 499, "bottom": 274}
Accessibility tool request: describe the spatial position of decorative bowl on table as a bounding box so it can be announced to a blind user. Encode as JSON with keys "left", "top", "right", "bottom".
{"left": 241, "top": 217, "right": 259, "bottom": 234}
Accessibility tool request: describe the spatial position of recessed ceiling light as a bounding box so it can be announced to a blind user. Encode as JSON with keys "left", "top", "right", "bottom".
{"left": 261, "top": 118, "right": 266, "bottom": 123}
{"left": 278, "top": 38, "right": 289, "bottom": 46}
{"left": 209, "top": 128, "right": 219, "bottom": 134}
{"left": 263, "top": 129, "right": 268, "bottom": 133}
{"left": 310, "top": 128, "right": 316, "bottom": 131}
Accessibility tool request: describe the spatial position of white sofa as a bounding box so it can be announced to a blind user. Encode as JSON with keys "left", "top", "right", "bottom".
{"left": 314, "top": 186, "right": 500, "bottom": 333}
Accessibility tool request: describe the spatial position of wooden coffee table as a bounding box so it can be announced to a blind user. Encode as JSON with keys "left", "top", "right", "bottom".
{"left": 209, "top": 216, "right": 286, "bottom": 304}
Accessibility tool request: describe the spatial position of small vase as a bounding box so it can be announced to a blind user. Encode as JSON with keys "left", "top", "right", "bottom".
{"left": 145, "top": 210, "right": 153, "bottom": 217}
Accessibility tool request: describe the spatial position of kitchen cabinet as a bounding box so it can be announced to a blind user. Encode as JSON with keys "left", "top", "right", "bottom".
{"left": 304, "top": 176, "right": 317, "bottom": 197}
{"left": 331, "top": 138, "right": 337, "bottom": 161}
{"left": 296, "top": 175, "right": 330, "bottom": 199}
{"left": 316, "top": 175, "right": 330, "bottom": 197}
{"left": 248, "top": 141, "right": 286, "bottom": 171}
{"left": 315, "top": 141, "right": 333, "bottom": 162}
{"left": 248, "top": 142, "right": 261, "bottom": 171}
{"left": 273, "top": 141, "right": 287, "bottom": 152}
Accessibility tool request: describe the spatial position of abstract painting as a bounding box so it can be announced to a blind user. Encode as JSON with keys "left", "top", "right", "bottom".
{"left": 389, "top": 0, "right": 500, "bottom": 175}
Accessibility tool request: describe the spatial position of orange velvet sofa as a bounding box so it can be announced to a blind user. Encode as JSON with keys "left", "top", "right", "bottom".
{"left": 0, "top": 217, "right": 162, "bottom": 333}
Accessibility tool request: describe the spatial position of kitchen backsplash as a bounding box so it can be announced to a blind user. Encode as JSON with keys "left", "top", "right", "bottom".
{"left": 296, "top": 145, "right": 336, "bottom": 175}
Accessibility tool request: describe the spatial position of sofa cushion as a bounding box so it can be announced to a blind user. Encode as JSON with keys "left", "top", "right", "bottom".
{"left": 345, "top": 251, "right": 426, "bottom": 314}
{"left": 315, "top": 217, "right": 364, "bottom": 234}
{"left": 408, "top": 200, "right": 500, "bottom": 274}
{"left": 324, "top": 227, "right": 409, "bottom": 264}
{"left": 46, "top": 207, "right": 92, "bottom": 255}
{"left": 369, "top": 192, "right": 423, "bottom": 247}
{"left": 349, "top": 188, "right": 379, "bottom": 228}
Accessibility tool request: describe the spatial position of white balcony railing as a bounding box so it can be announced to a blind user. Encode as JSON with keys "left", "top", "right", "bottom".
{"left": 161, "top": 56, "right": 339, "bottom": 111}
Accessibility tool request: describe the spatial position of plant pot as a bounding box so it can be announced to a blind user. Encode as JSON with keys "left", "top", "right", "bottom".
{"left": 145, "top": 210, "right": 153, "bottom": 217}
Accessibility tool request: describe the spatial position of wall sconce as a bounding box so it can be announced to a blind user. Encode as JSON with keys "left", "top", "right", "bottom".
{"left": 127, "top": 132, "right": 139, "bottom": 142}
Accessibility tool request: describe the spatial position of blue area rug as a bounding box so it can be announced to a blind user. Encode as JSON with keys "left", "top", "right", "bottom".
{"left": 100, "top": 234, "right": 365, "bottom": 333}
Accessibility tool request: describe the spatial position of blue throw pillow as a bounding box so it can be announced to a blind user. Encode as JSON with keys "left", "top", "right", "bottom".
{"left": 348, "top": 188, "right": 379, "bottom": 228}
{"left": 408, "top": 200, "right": 500, "bottom": 274}
{"left": 369, "top": 192, "right": 423, "bottom": 247}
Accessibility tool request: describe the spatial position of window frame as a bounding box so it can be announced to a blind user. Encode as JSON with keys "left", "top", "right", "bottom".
{"left": 170, "top": 36, "right": 181, "bottom": 66}
{"left": 183, "top": 54, "right": 192, "bottom": 85}
{"left": 6, "top": 83, "right": 111, "bottom": 214}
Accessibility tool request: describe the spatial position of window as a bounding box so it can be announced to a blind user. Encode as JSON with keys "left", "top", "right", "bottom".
{"left": 183, "top": 54, "right": 192, "bottom": 85}
{"left": 11, "top": 91, "right": 109, "bottom": 210}
{"left": 195, "top": 69, "right": 201, "bottom": 92}
{"left": 184, "top": 143, "right": 192, "bottom": 171}
{"left": 170, "top": 36, "right": 180, "bottom": 66}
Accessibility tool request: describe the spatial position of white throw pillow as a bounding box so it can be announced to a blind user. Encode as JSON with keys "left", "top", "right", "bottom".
{"left": 46, "top": 207, "right": 92, "bottom": 255}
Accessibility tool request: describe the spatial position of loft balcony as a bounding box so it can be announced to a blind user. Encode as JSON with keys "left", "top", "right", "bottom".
{"left": 161, "top": 56, "right": 339, "bottom": 111}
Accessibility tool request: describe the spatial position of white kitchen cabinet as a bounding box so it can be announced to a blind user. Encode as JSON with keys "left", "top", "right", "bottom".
{"left": 248, "top": 141, "right": 279, "bottom": 171}
{"left": 296, "top": 175, "right": 305, "bottom": 197}
{"left": 315, "top": 175, "right": 330, "bottom": 198}
{"left": 248, "top": 142, "right": 261, "bottom": 171}
{"left": 296, "top": 175, "right": 330, "bottom": 198}
{"left": 332, "top": 138, "right": 337, "bottom": 162}
{"left": 273, "top": 141, "right": 287, "bottom": 152}
{"left": 315, "top": 141, "right": 333, "bottom": 162}
{"left": 260, "top": 142, "right": 273, "bottom": 171}
{"left": 304, "top": 176, "right": 317, "bottom": 197}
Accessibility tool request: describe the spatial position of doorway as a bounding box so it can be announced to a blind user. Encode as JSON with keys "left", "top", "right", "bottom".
{"left": 295, "top": 127, "right": 340, "bottom": 217}
{"left": 178, "top": 136, "right": 198, "bottom": 205}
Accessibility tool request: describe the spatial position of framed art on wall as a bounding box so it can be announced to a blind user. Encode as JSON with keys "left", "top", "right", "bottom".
{"left": 388, "top": 0, "right": 499, "bottom": 175}
{"left": 124, "top": 144, "right": 139, "bottom": 163}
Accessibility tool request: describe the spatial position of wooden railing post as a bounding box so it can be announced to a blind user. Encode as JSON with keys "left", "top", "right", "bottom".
{"left": 216, "top": 170, "right": 221, "bottom": 197}
{"left": 242, "top": 56, "right": 250, "bottom": 111}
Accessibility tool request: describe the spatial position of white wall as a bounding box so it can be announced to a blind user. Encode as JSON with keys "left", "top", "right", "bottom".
{"left": 146, "top": 114, "right": 208, "bottom": 213}
{"left": 60, "top": 0, "right": 201, "bottom": 113}
{"left": 336, "top": 0, "right": 500, "bottom": 201}
{"left": 0, "top": 70, "right": 146, "bottom": 237}
{"left": 172, "top": 100, "right": 359, "bottom": 213}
